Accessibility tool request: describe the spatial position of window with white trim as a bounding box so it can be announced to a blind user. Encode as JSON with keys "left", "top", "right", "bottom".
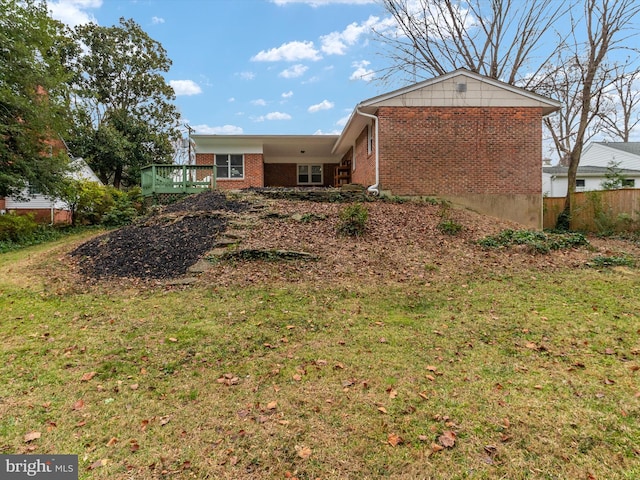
{"left": 367, "top": 123, "right": 373, "bottom": 154}
{"left": 298, "top": 164, "right": 323, "bottom": 185}
{"left": 575, "top": 179, "right": 585, "bottom": 191}
{"left": 215, "top": 154, "right": 244, "bottom": 179}
{"left": 622, "top": 179, "right": 635, "bottom": 187}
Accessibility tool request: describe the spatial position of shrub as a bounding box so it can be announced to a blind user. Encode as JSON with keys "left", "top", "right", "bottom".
{"left": 436, "top": 201, "right": 463, "bottom": 235}
{"left": 336, "top": 203, "right": 368, "bottom": 237}
{"left": 101, "top": 187, "right": 144, "bottom": 227}
{"left": 0, "top": 213, "right": 39, "bottom": 242}
{"left": 588, "top": 255, "right": 635, "bottom": 268}
{"left": 437, "top": 219, "right": 463, "bottom": 235}
{"left": 478, "top": 229, "right": 589, "bottom": 254}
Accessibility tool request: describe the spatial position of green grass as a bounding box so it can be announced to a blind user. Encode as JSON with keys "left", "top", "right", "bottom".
{"left": 0, "top": 242, "right": 639, "bottom": 479}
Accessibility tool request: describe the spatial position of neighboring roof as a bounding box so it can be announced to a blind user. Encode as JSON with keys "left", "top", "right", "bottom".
{"left": 334, "top": 68, "right": 561, "bottom": 155}
{"left": 592, "top": 142, "right": 640, "bottom": 156}
{"left": 543, "top": 165, "right": 640, "bottom": 176}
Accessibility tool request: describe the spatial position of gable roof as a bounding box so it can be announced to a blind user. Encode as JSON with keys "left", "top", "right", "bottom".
{"left": 333, "top": 69, "right": 561, "bottom": 155}
{"left": 592, "top": 142, "right": 640, "bottom": 156}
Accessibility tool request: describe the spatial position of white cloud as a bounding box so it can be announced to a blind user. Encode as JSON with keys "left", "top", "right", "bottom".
{"left": 314, "top": 128, "right": 343, "bottom": 135}
{"left": 308, "top": 100, "right": 334, "bottom": 113}
{"left": 255, "top": 112, "right": 293, "bottom": 122}
{"left": 349, "top": 60, "right": 375, "bottom": 82}
{"left": 238, "top": 71, "right": 256, "bottom": 80}
{"left": 228, "top": 97, "right": 236, "bottom": 103}
{"left": 279, "top": 64, "right": 309, "bottom": 79}
{"left": 251, "top": 99, "right": 267, "bottom": 106}
{"left": 336, "top": 114, "right": 351, "bottom": 127}
{"left": 272, "top": 0, "right": 374, "bottom": 6}
{"left": 321, "top": 15, "right": 395, "bottom": 55}
{"left": 48, "top": 0, "right": 102, "bottom": 26}
{"left": 193, "top": 124, "right": 244, "bottom": 135}
{"left": 252, "top": 41, "right": 321, "bottom": 62}
{"left": 281, "top": 91, "right": 294, "bottom": 99}
{"left": 152, "top": 16, "right": 165, "bottom": 24}
{"left": 170, "top": 80, "right": 202, "bottom": 96}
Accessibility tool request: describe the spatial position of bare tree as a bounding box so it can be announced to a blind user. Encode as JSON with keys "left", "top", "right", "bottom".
{"left": 551, "top": 0, "right": 640, "bottom": 226}
{"left": 595, "top": 67, "right": 640, "bottom": 141}
{"left": 375, "top": 0, "right": 569, "bottom": 86}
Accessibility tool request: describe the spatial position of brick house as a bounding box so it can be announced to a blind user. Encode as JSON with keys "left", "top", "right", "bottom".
{"left": 193, "top": 69, "right": 560, "bottom": 228}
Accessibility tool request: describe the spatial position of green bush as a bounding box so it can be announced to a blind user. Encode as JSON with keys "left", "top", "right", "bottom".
{"left": 336, "top": 203, "right": 368, "bottom": 237}
{"left": 437, "top": 219, "right": 463, "bottom": 235}
{"left": 0, "top": 213, "right": 39, "bottom": 242}
{"left": 101, "top": 187, "right": 144, "bottom": 227}
{"left": 478, "top": 229, "right": 589, "bottom": 254}
{"left": 588, "top": 255, "right": 636, "bottom": 268}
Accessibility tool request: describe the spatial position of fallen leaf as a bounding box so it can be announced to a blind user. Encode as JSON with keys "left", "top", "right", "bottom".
{"left": 106, "top": 437, "right": 118, "bottom": 447}
{"left": 130, "top": 384, "right": 139, "bottom": 390}
{"left": 387, "top": 433, "right": 403, "bottom": 446}
{"left": 81, "top": 372, "right": 97, "bottom": 382}
{"left": 266, "top": 401, "right": 277, "bottom": 410}
{"left": 426, "top": 366, "right": 438, "bottom": 372}
{"left": 292, "top": 374, "right": 302, "bottom": 381}
{"left": 525, "top": 342, "right": 538, "bottom": 350}
{"left": 388, "top": 388, "right": 398, "bottom": 399}
{"left": 130, "top": 442, "right": 140, "bottom": 452}
{"left": 73, "top": 399, "right": 85, "bottom": 410}
{"left": 604, "top": 378, "right": 615, "bottom": 385}
{"left": 418, "top": 391, "right": 429, "bottom": 401}
{"left": 430, "top": 442, "right": 444, "bottom": 453}
{"left": 168, "top": 337, "right": 178, "bottom": 342}
{"left": 87, "top": 459, "right": 107, "bottom": 470}
{"left": 418, "top": 435, "right": 429, "bottom": 442}
{"left": 377, "top": 406, "right": 388, "bottom": 414}
{"left": 24, "top": 431, "right": 41, "bottom": 443}
{"left": 159, "top": 416, "right": 171, "bottom": 426}
{"left": 295, "top": 445, "right": 312, "bottom": 459}
{"left": 438, "top": 430, "right": 456, "bottom": 448}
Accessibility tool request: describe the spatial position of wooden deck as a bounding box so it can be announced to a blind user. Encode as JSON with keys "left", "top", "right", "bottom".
{"left": 141, "top": 164, "right": 216, "bottom": 197}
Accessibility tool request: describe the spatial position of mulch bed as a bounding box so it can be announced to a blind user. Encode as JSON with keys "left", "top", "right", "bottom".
{"left": 69, "top": 192, "right": 250, "bottom": 279}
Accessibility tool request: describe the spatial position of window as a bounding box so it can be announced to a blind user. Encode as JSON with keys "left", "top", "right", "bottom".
{"left": 575, "top": 179, "right": 585, "bottom": 191}
{"left": 215, "top": 154, "right": 244, "bottom": 179}
{"left": 622, "top": 179, "right": 635, "bottom": 187}
{"left": 298, "top": 164, "right": 323, "bottom": 185}
{"left": 28, "top": 182, "right": 41, "bottom": 196}
{"left": 367, "top": 123, "right": 373, "bottom": 154}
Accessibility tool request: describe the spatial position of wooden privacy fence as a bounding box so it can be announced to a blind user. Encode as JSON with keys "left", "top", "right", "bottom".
{"left": 543, "top": 189, "right": 640, "bottom": 231}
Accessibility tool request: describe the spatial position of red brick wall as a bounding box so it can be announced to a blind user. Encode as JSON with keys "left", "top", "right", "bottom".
{"left": 0, "top": 198, "right": 5, "bottom": 211}
{"left": 376, "top": 106, "right": 542, "bottom": 196}
{"left": 4, "top": 208, "right": 71, "bottom": 225}
{"left": 196, "top": 153, "right": 264, "bottom": 189}
{"left": 350, "top": 126, "right": 377, "bottom": 187}
{"left": 265, "top": 163, "right": 297, "bottom": 186}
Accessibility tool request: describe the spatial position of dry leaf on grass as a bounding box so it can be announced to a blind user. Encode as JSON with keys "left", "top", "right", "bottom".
{"left": 438, "top": 430, "right": 457, "bottom": 448}
{"left": 80, "top": 371, "right": 97, "bottom": 382}
{"left": 295, "top": 445, "right": 312, "bottom": 459}
{"left": 387, "top": 433, "right": 403, "bottom": 446}
{"left": 24, "top": 431, "right": 41, "bottom": 443}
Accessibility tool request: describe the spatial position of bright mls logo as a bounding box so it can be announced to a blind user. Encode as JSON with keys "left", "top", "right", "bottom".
{"left": 1, "top": 455, "right": 78, "bottom": 479}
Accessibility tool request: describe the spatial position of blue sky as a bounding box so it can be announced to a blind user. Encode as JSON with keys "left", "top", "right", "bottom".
{"left": 48, "top": 0, "right": 399, "bottom": 137}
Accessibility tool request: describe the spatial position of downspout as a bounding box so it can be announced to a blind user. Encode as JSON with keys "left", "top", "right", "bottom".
{"left": 355, "top": 106, "right": 379, "bottom": 195}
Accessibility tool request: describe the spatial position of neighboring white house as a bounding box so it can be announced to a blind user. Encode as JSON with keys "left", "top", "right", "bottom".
{"left": 542, "top": 142, "right": 640, "bottom": 197}
{"left": 1, "top": 158, "right": 102, "bottom": 224}
{"left": 580, "top": 142, "right": 640, "bottom": 169}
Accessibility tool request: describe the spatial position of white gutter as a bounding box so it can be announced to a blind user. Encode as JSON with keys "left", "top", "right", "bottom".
{"left": 355, "top": 106, "right": 379, "bottom": 195}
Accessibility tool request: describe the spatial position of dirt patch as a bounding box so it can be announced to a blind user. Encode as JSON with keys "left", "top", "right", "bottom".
{"left": 67, "top": 190, "right": 640, "bottom": 286}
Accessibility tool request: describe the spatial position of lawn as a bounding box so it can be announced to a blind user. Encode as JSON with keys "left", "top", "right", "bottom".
{"left": 0, "top": 233, "right": 639, "bottom": 479}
